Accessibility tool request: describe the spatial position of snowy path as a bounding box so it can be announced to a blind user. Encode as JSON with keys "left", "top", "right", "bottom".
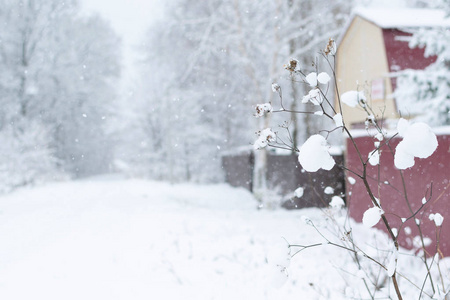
{"left": 0, "top": 178, "right": 388, "bottom": 299}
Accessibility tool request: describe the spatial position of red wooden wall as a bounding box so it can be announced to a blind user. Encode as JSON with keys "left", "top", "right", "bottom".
{"left": 346, "top": 133, "right": 450, "bottom": 256}
{"left": 382, "top": 29, "right": 437, "bottom": 91}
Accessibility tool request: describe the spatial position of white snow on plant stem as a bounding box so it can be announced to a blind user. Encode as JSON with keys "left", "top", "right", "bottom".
{"left": 302, "top": 89, "right": 322, "bottom": 105}
{"left": 317, "top": 72, "right": 331, "bottom": 84}
{"left": 324, "top": 186, "right": 334, "bottom": 194}
{"left": 374, "top": 197, "right": 381, "bottom": 206}
{"left": 362, "top": 206, "right": 384, "bottom": 228}
{"left": 422, "top": 197, "right": 427, "bottom": 204}
{"left": 348, "top": 177, "right": 356, "bottom": 185}
{"left": 271, "top": 83, "right": 281, "bottom": 93}
{"left": 305, "top": 72, "right": 318, "bottom": 87}
{"left": 392, "top": 228, "right": 398, "bottom": 237}
{"left": 298, "top": 134, "right": 335, "bottom": 172}
{"left": 255, "top": 103, "right": 273, "bottom": 117}
{"left": 324, "top": 38, "right": 337, "bottom": 56}
{"left": 394, "top": 120, "right": 438, "bottom": 169}
{"left": 402, "top": 122, "right": 437, "bottom": 158}
{"left": 413, "top": 236, "right": 432, "bottom": 249}
{"left": 387, "top": 248, "right": 398, "bottom": 277}
{"left": 429, "top": 213, "right": 444, "bottom": 226}
{"left": 330, "top": 196, "right": 345, "bottom": 208}
{"left": 341, "top": 91, "right": 366, "bottom": 108}
{"left": 397, "top": 118, "right": 409, "bottom": 137}
{"left": 394, "top": 142, "right": 415, "bottom": 169}
{"left": 423, "top": 237, "right": 432, "bottom": 247}
{"left": 333, "top": 113, "right": 343, "bottom": 127}
{"left": 294, "top": 187, "right": 304, "bottom": 198}
{"left": 375, "top": 132, "right": 384, "bottom": 141}
{"left": 254, "top": 128, "right": 276, "bottom": 150}
{"left": 368, "top": 149, "right": 380, "bottom": 166}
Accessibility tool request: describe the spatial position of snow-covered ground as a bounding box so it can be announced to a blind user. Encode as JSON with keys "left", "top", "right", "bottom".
{"left": 0, "top": 177, "right": 446, "bottom": 299}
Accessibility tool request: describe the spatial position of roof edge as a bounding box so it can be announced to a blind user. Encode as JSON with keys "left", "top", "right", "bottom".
{"left": 337, "top": 7, "right": 450, "bottom": 48}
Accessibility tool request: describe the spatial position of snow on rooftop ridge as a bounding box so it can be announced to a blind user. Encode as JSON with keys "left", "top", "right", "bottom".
{"left": 348, "top": 125, "right": 450, "bottom": 139}
{"left": 353, "top": 7, "right": 450, "bottom": 29}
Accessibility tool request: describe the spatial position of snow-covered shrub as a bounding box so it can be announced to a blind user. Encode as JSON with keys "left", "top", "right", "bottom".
{"left": 0, "top": 122, "right": 61, "bottom": 193}
{"left": 253, "top": 39, "right": 446, "bottom": 299}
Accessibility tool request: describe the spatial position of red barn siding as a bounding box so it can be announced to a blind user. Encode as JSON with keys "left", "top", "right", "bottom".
{"left": 346, "top": 134, "right": 450, "bottom": 256}
{"left": 382, "top": 29, "right": 437, "bottom": 91}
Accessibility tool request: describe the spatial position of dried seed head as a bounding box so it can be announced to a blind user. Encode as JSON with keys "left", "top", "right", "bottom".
{"left": 284, "top": 59, "right": 298, "bottom": 72}
{"left": 324, "top": 38, "right": 336, "bottom": 56}
{"left": 254, "top": 103, "right": 273, "bottom": 117}
{"left": 271, "top": 83, "right": 281, "bottom": 93}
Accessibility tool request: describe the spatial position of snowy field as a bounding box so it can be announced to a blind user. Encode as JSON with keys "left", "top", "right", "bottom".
{"left": 0, "top": 177, "right": 446, "bottom": 299}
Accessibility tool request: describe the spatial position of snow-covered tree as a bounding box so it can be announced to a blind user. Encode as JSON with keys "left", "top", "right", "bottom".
{"left": 0, "top": 0, "right": 122, "bottom": 188}
{"left": 126, "top": 0, "right": 352, "bottom": 186}
{"left": 42, "top": 14, "right": 122, "bottom": 176}
{"left": 395, "top": 5, "right": 450, "bottom": 126}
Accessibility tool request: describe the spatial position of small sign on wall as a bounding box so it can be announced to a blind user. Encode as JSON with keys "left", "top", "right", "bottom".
{"left": 371, "top": 78, "right": 385, "bottom": 100}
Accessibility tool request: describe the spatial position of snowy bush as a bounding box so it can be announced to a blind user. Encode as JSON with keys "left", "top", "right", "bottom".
{"left": 253, "top": 39, "right": 447, "bottom": 299}
{"left": 0, "top": 122, "right": 61, "bottom": 193}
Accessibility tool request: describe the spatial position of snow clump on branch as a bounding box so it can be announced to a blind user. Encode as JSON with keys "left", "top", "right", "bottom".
{"left": 341, "top": 90, "right": 366, "bottom": 108}
{"left": 330, "top": 196, "right": 345, "bottom": 209}
{"left": 317, "top": 72, "right": 331, "bottom": 84}
{"left": 362, "top": 206, "right": 384, "bottom": 228}
{"left": 298, "top": 134, "right": 335, "bottom": 172}
{"left": 305, "top": 72, "right": 318, "bottom": 87}
{"left": 394, "top": 118, "right": 438, "bottom": 169}
{"left": 294, "top": 187, "right": 304, "bottom": 198}
{"left": 254, "top": 128, "right": 276, "bottom": 150}
{"left": 254, "top": 103, "right": 273, "bottom": 117}
{"left": 302, "top": 89, "right": 322, "bottom": 105}
{"left": 368, "top": 149, "right": 380, "bottom": 166}
{"left": 333, "top": 113, "right": 343, "bottom": 127}
{"left": 305, "top": 72, "right": 331, "bottom": 87}
{"left": 429, "top": 213, "right": 444, "bottom": 227}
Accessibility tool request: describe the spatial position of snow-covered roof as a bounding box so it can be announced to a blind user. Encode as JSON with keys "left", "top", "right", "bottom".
{"left": 336, "top": 7, "right": 450, "bottom": 46}
{"left": 353, "top": 7, "right": 450, "bottom": 29}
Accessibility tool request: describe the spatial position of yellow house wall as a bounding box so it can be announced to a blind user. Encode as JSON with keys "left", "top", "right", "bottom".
{"left": 336, "top": 16, "right": 398, "bottom": 128}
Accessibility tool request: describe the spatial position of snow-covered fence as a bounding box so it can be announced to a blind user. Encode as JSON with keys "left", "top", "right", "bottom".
{"left": 222, "top": 151, "right": 345, "bottom": 208}
{"left": 346, "top": 129, "right": 450, "bottom": 256}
